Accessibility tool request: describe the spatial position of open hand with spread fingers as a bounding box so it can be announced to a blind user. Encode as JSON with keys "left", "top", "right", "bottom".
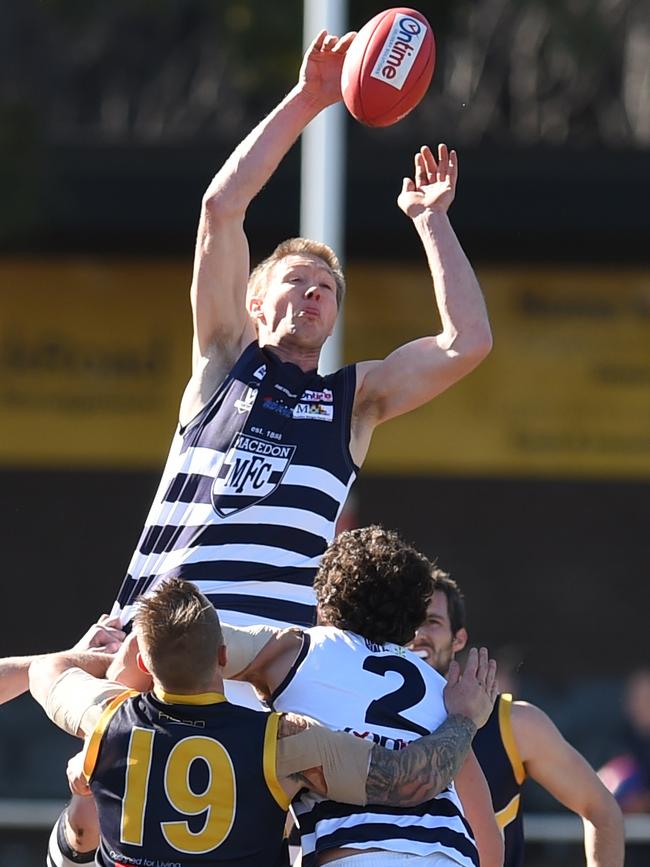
{"left": 398, "top": 144, "right": 458, "bottom": 219}
{"left": 443, "top": 647, "right": 498, "bottom": 730}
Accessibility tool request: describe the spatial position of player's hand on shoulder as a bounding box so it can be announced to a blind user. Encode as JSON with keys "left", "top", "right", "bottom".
{"left": 299, "top": 29, "right": 357, "bottom": 108}
{"left": 398, "top": 144, "right": 458, "bottom": 219}
{"left": 443, "top": 647, "right": 497, "bottom": 729}
{"left": 73, "top": 614, "right": 126, "bottom": 655}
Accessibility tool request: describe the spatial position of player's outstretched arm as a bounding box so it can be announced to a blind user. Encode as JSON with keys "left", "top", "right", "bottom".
{"left": 0, "top": 656, "right": 40, "bottom": 705}
{"left": 29, "top": 651, "right": 117, "bottom": 736}
{"left": 352, "top": 145, "right": 492, "bottom": 455}
{"left": 0, "top": 615, "right": 124, "bottom": 706}
{"left": 513, "top": 701, "right": 625, "bottom": 867}
{"left": 189, "top": 30, "right": 356, "bottom": 373}
{"left": 29, "top": 619, "right": 132, "bottom": 737}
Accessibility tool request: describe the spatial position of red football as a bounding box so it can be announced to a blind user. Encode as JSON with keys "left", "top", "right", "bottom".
{"left": 341, "top": 7, "right": 435, "bottom": 127}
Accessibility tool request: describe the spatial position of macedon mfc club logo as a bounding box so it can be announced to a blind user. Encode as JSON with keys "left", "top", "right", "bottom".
{"left": 212, "top": 433, "right": 296, "bottom": 516}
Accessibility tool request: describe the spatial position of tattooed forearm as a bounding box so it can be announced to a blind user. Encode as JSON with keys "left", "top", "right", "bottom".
{"left": 365, "top": 714, "right": 477, "bottom": 807}
{"left": 278, "top": 712, "right": 310, "bottom": 738}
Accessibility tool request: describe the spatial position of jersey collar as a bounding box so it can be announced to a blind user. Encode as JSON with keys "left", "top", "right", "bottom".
{"left": 153, "top": 688, "right": 227, "bottom": 706}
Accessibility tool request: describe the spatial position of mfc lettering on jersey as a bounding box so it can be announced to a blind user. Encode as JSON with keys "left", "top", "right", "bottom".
{"left": 114, "top": 342, "right": 357, "bottom": 628}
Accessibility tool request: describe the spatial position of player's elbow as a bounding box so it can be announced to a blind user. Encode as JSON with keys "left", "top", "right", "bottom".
{"left": 446, "top": 328, "right": 492, "bottom": 377}
{"left": 202, "top": 186, "right": 246, "bottom": 222}
{"left": 478, "top": 833, "right": 505, "bottom": 867}
{"left": 464, "top": 323, "right": 493, "bottom": 363}
{"left": 583, "top": 786, "right": 624, "bottom": 830}
{"left": 444, "top": 320, "right": 493, "bottom": 367}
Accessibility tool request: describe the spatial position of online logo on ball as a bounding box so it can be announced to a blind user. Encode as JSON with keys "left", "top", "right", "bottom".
{"left": 370, "top": 14, "right": 426, "bottom": 91}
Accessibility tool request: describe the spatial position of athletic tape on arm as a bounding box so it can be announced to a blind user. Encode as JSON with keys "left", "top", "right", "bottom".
{"left": 45, "top": 668, "right": 128, "bottom": 736}
{"left": 221, "top": 623, "right": 278, "bottom": 677}
{"left": 277, "top": 723, "right": 374, "bottom": 806}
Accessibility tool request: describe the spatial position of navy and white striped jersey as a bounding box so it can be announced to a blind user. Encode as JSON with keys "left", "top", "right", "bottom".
{"left": 114, "top": 341, "right": 357, "bottom": 629}
{"left": 271, "top": 626, "right": 479, "bottom": 867}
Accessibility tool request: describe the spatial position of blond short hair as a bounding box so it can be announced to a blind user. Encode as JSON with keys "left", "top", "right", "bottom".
{"left": 247, "top": 237, "right": 346, "bottom": 308}
{"left": 134, "top": 578, "right": 222, "bottom": 692}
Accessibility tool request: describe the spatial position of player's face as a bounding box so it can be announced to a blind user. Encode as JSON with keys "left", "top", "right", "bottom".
{"left": 408, "top": 591, "right": 467, "bottom": 676}
{"left": 257, "top": 255, "right": 339, "bottom": 348}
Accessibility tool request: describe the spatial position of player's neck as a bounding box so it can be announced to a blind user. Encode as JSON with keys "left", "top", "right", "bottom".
{"left": 259, "top": 336, "right": 320, "bottom": 373}
{"left": 153, "top": 673, "right": 226, "bottom": 702}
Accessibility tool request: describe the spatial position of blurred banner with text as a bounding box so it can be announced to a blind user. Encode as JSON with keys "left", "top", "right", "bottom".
{"left": 1, "top": 259, "right": 649, "bottom": 476}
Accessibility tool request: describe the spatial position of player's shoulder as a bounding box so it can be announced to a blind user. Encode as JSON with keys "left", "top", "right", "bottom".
{"left": 510, "top": 699, "right": 562, "bottom": 758}
{"left": 510, "top": 699, "right": 551, "bottom": 728}
{"left": 303, "top": 624, "right": 355, "bottom": 648}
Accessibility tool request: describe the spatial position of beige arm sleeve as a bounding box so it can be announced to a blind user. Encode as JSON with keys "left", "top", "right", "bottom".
{"left": 45, "top": 668, "right": 129, "bottom": 737}
{"left": 221, "top": 623, "right": 278, "bottom": 678}
{"left": 277, "top": 724, "right": 374, "bottom": 806}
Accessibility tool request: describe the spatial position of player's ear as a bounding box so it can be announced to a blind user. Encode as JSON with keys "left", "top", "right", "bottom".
{"left": 218, "top": 644, "right": 227, "bottom": 668}
{"left": 136, "top": 652, "right": 150, "bottom": 674}
{"left": 452, "top": 628, "right": 468, "bottom": 653}
{"left": 247, "top": 294, "right": 265, "bottom": 322}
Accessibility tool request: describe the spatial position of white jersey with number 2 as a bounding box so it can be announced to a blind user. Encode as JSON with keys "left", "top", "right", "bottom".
{"left": 270, "top": 626, "right": 479, "bottom": 867}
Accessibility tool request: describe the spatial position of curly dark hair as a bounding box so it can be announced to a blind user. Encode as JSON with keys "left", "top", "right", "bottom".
{"left": 313, "top": 526, "right": 434, "bottom": 646}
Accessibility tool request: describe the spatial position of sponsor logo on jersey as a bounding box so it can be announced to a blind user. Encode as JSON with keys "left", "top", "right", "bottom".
{"left": 234, "top": 384, "right": 258, "bottom": 415}
{"left": 253, "top": 364, "right": 267, "bottom": 381}
{"left": 370, "top": 14, "right": 426, "bottom": 90}
{"left": 212, "top": 432, "right": 296, "bottom": 516}
{"left": 158, "top": 711, "right": 206, "bottom": 728}
{"left": 301, "top": 388, "right": 333, "bottom": 403}
{"left": 293, "top": 402, "right": 334, "bottom": 421}
{"left": 344, "top": 727, "right": 408, "bottom": 751}
{"left": 262, "top": 396, "right": 293, "bottom": 418}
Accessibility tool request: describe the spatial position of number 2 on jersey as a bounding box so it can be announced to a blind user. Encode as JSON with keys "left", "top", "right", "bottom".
{"left": 363, "top": 656, "right": 430, "bottom": 736}
{"left": 121, "top": 728, "right": 236, "bottom": 854}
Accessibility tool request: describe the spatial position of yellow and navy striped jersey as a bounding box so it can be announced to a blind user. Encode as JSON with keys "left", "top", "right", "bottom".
{"left": 84, "top": 689, "right": 290, "bottom": 867}
{"left": 472, "top": 693, "right": 527, "bottom": 867}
